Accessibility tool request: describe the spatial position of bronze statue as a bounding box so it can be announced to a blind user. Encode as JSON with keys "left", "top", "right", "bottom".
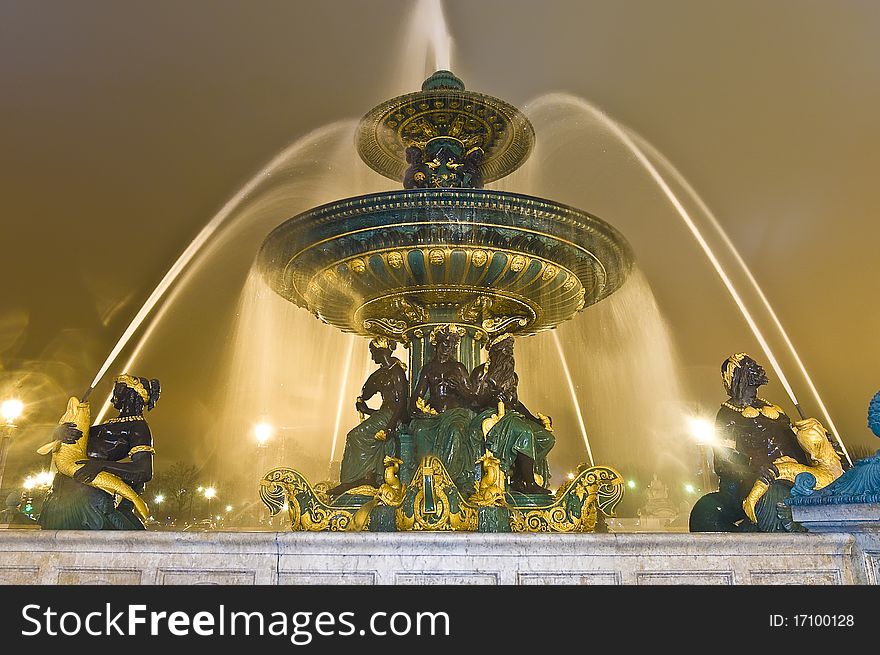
{"left": 469, "top": 333, "right": 555, "bottom": 494}
{"left": 402, "top": 145, "right": 430, "bottom": 189}
{"left": 408, "top": 326, "right": 480, "bottom": 492}
{"left": 39, "top": 375, "right": 160, "bottom": 530}
{"left": 690, "top": 353, "right": 837, "bottom": 532}
{"left": 401, "top": 138, "right": 485, "bottom": 189}
{"left": 330, "top": 338, "right": 409, "bottom": 496}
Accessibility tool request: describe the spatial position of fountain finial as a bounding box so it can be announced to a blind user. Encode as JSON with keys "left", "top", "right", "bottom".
{"left": 421, "top": 70, "right": 465, "bottom": 91}
{"left": 356, "top": 71, "right": 534, "bottom": 185}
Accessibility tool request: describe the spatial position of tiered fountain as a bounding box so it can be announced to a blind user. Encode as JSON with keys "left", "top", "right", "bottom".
{"left": 257, "top": 71, "right": 631, "bottom": 532}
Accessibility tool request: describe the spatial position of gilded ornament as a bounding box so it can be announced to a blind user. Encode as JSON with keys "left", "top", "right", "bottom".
{"left": 386, "top": 251, "right": 404, "bottom": 269}
{"left": 114, "top": 374, "right": 150, "bottom": 403}
{"left": 481, "top": 401, "right": 505, "bottom": 438}
{"left": 510, "top": 255, "right": 527, "bottom": 272}
{"left": 376, "top": 456, "right": 406, "bottom": 507}
{"left": 742, "top": 418, "right": 843, "bottom": 523}
{"left": 105, "top": 415, "right": 145, "bottom": 424}
{"left": 562, "top": 275, "right": 577, "bottom": 291}
{"left": 127, "top": 445, "right": 156, "bottom": 457}
{"left": 509, "top": 465, "right": 624, "bottom": 533}
{"left": 542, "top": 264, "right": 558, "bottom": 281}
{"left": 471, "top": 249, "right": 488, "bottom": 267}
{"left": 467, "top": 450, "right": 506, "bottom": 507}
{"left": 349, "top": 258, "right": 367, "bottom": 274}
{"left": 415, "top": 396, "right": 439, "bottom": 416}
{"left": 395, "top": 456, "right": 478, "bottom": 531}
{"left": 722, "top": 398, "right": 783, "bottom": 420}
{"left": 428, "top": 249, "right": 446, "bottom": 265}
{"left": 259, "top": 468, "right": 363, "bottom": 532}
{"left": 721, "top": 352, "right": 749, "bottom": 391}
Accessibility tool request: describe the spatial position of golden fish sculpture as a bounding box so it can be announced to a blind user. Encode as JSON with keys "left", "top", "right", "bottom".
{"left": 743, "top": 417, "right": 843, "bottom": 524}
{"left": 37, "top": 396, "right": 150, "bottom": 522}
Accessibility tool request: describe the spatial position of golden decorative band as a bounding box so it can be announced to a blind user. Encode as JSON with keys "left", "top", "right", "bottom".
{"left": 128, "top": 445, "right": 155, "bottom": 458}
{"left": 115, "top": 374, "right": 150, "bottom": 403}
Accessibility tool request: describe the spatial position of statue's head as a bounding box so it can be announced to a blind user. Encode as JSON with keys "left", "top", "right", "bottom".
{"left": 369, "top": 337, "right": 397, "bottom": 364}
{"left": 112, "top": 375, "right": 160, "bottom": 414}
{"left": 487, "top": 333, "right": 515, "bottom": 360}
{"left": 869, "top": 391, "right": 880, "bottom": 438}
{"left": 430, "top": 326, "right": 460, "bottom": 361}
{"left": 721, "top": 353, "right": 768, "bottom": 398}
{"left": 465, "top": 146, "right": 484, "bottom": 165}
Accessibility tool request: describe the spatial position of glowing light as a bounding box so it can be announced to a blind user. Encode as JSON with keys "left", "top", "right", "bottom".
{"left": 22, "top": 476, "right": 35, "bottom": 490}
{"left": 627, "top": 480, "right": 636, "bottom": 489}
{"left": 203, "top": 487, "right": 216, "bottom": 499}
{"left": 154, "top": 494, "right": 165, "bottom": 504}
{"left": 1, "top": 399, "right": 24, "bottom": 424}
{"left": 225, "top": 505, "right": 233, "bottom": 513}
{"left": 197, "top": 486, "right": 204, "bottom": 493}
{"left": 254, "top": 421, "right": 274, "bottom": 447}
{"left": 34, "top": 471, "right": 54, "bottom": 487}
{"left": 566, "top": 472, "right": 575, "bottom": 481}
{"left": 685, "top": 484, "right": 696, "bottom": 494}
{"left": 687, "top": 417, "right": 716, "bottom": 445}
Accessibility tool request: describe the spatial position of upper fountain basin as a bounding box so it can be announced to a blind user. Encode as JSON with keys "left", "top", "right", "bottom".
{"left": 257, "top": 188, "right": 634, "bottom": 341}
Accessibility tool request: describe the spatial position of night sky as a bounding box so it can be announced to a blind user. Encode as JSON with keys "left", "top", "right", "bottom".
{"left": 2, "top": 1, "right": 878, "bottom": 491}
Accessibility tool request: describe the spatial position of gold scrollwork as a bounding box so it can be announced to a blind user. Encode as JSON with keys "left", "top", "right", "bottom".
{"left": 259, "top": 468, "right": 363, "bottom": 532}
{"left": 509, "top": 465, "right": 624, "bottom": 533}
{"left": 482, "top": 315, "right": 529, "bottom": 333}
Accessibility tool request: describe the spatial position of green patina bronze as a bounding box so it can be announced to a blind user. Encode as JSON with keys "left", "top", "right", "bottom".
{"left": 257, "top": 72, "right": 630, "bottom": 531}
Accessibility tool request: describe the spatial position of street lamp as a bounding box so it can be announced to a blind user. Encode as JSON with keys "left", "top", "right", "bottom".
{"left": 203, "top": 486, "right": 217, "bottom": 526}
{"left": 254, "top": 421, "right": 274, "bottom": 448}
{"left": 1, "top": 399, "right": 24, "bottom": 425}
{"left": 0, "top": 399, "right": 25, "bottom": 492}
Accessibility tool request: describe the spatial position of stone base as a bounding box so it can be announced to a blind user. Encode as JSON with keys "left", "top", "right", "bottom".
{"left": 0, "top": 529, "right": 876, "bottom": 585}
{"left": 791, "top": 502, "right": 880, "bottom": 534}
